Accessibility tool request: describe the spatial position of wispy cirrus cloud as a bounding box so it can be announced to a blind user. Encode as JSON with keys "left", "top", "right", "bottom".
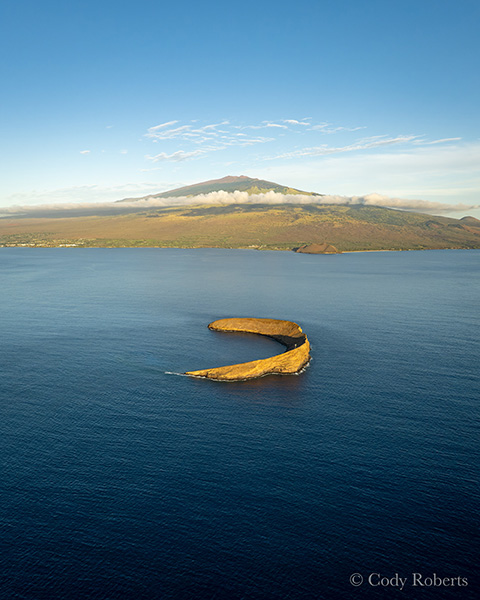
{"left": 232, "top": 120, "right": 305, "bottom": 131}
{"left": 145, "top": 121, "right": 230, "bottom": 142}
{"left": 269, "top": 134, "right": 420, "bottom": 160}
{"left": 145, "top": 124, "right": 193, "bottom": 140}
{"left": 79, "top": 150, "right": 91, "bottom": 154}
{"left": 309, "top": 123, "right": 366, "bottom": 134}
{"left": 146, "top": 150, "right": 206, "bottom": 162}
{"left": 141, "top": 118, "right": 370, "bottom": 163}
{"left": 414, "top": 137, "right": 462, "bottom": 145}
{"left": 141, "top": 118, "right": 467, "bottom": 169}
{"left": 143, "top": 120, "right": 277, "bottom": 161}
{"left": 283, "top": 119, "right": 310, "bottom": 126}
{"left": 147, "top": 120, "right": 179, "bottom": 132}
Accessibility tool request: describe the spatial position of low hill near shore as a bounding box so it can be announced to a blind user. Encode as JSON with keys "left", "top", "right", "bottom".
{"left": 1, "top": 176, "right": 479, "bottom": 251}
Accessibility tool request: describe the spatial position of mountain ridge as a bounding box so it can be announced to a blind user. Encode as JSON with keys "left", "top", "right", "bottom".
{"left": 117, "top": 175, "right": 321, "bottom": 202}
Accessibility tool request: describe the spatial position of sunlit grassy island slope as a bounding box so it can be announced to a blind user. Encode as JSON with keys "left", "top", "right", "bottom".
{"left": 186, "top": 318, "right": 310, "bottom": 381}
{"left": 1, "top": 176, "right": 479, "bottom": 251}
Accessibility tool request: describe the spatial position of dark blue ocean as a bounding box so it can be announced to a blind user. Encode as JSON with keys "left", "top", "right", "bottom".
{"left": 0, "top": 248, "right": 478, "bottom": 599}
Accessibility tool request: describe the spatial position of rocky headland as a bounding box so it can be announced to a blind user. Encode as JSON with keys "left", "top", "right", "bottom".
{"left": 185, "top": 318, "right": 311, "bottom": 381}
{"left": 295, "top": 243, "right": 341, "bottom": 254}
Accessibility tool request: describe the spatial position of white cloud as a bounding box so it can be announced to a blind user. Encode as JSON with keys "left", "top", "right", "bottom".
{"left": 143, "top": 119, "right": 280, "bottom": 161}
{"left": 145, "top": 124, "right": 192, "bottom": 140}
{"left": 142, "top": 118, "right": 367, "bottom": 154}
{"left": 145, "top": 121, "right": 232, "bottom": 142}
{"left": 2, "top": 189, "right": 477, "bottom": 218}
{"left": 283, "top": 119, "right": 310, "bottom": 126}
{"left": 79, "top": 150, "right": 90, "bottom": 154}
{"left": 309, "top": 123, "right": 366, "bottom": 134}
{"left": 270, "top": 135, "right": 419, "bottom": 160}
{"left": 198, "top": 121, "right": 230, "bottom": 131}
{"left": 146, "top": 150, "right": 205, "bottom": 162}
{"left": 415, "top": 137, "right": 462, "bottom": 145}
{"left": 142, "top": 119, "right": 423, "bottom": 169}
{"left": 148, "top": 120, "right": 179, "bottom": 132}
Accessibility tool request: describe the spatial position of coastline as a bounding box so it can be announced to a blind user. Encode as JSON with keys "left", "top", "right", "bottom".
{"left": 1, "top": 245, "right": 478, "bottom": 253}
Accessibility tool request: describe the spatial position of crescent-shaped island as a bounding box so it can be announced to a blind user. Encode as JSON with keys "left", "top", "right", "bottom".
{"left": 185, "top": 318, "right": 311, "bottom": 381}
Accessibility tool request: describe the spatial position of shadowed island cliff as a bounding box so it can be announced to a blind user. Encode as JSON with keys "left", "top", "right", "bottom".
{"left": 295, "top": 243, "right": 341, "bottom": 254}
{"left": 185, "top": 318, "right": 311, "bottom": 381}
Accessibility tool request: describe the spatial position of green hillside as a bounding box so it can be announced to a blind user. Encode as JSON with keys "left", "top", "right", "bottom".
{"left": 2, "top": 202, "right": 479, "bottom": 251}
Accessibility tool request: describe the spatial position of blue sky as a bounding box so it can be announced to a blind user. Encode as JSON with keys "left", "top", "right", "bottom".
{"left": 1, "top": 0, "right": 479, "bottom": 216}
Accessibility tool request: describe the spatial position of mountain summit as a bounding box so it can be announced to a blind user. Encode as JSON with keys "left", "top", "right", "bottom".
{"left": 118, "top": 175, "right": 320, "bottom": 202}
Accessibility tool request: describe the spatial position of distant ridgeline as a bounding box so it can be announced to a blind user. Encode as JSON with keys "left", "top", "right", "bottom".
{"left": 1, "top": 175, "right": 479, "bottom": 251}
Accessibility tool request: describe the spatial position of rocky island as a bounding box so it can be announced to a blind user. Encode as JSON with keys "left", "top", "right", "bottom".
{"left": 295, "top": 243, "right": 341, "bottom": 254}
{"left": 185, "top": 318, "right": 311, "bottom": 381}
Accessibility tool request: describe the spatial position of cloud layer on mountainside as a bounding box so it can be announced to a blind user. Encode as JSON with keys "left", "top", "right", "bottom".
{"left": 1, "top": 190, "right": 478, "bottom": 219}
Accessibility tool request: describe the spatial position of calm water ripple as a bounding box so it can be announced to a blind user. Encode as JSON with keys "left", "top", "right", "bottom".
{"left": 0, "top": 248, "right": 479, "bottom": 599}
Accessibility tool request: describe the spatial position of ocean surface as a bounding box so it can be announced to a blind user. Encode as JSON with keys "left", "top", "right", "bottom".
{"left": 0, "top": 248, "right": 478, "bottom": 599}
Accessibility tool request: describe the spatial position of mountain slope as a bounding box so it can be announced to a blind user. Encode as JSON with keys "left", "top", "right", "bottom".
{"left": 118, "top": 175, "right": 320, "bottom": 201}
{"left": 1, "top": 202, "right": 479, "bottom": 251}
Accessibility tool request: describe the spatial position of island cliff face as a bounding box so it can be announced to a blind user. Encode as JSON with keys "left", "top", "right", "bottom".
{"left": 185, "top": 318, "right": 310, "bottom": 381}
{"left": 295, "top": 243, "right": 341, "bottom": 254}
